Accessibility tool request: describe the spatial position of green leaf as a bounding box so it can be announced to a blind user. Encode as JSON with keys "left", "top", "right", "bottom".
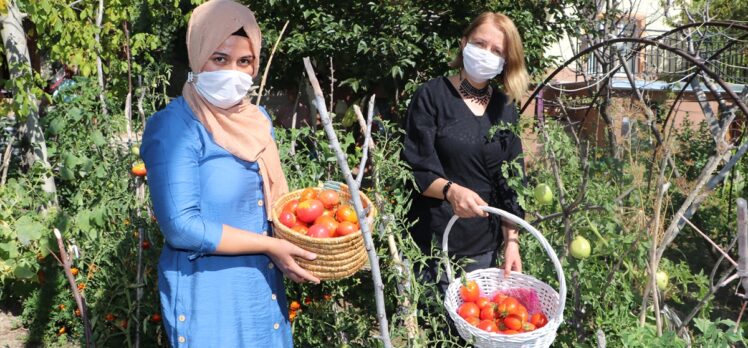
{"left": 15, "top": 215, "right": 44, "bottom": 245}
{"left": 92, "top": 130, "right": 106, "bottom": 146}
{"left": 0, "top": 241, "right": 19, "bottom": 259}
{"left": 68, "top": 107, "right": 83, "bottom": 122}
{"left": 13, "top": 263, "right": 35, "bottom": 279}
{"left": 92, "top": 206, "right": 106, "bottom": 227}
{"left": 76, "top": 210, "right": 91, "bottom": 232}
{"left": 38, "top": 237, "right": 51, "bottom": 257}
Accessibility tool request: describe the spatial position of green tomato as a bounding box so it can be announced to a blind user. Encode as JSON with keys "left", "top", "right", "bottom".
{"left": 570, "top": 236, "right": 591, "bottom": 259}
{"left": 131, "top": 145, "right": 140, "bottom": 157}
{"left": 534, "top": 183, "right": 553, "bottom": 205}
{"left": 656, "top": 271, "right": 668, "bottom": 291}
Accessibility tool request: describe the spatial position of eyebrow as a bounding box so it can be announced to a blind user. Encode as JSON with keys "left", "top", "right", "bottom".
{"left": 210, "top": 52, "right": 254, "bottom": 59}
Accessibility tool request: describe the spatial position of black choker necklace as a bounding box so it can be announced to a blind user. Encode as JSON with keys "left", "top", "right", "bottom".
{"left": 458, "top": 77, "right": 491, "bottom": 106}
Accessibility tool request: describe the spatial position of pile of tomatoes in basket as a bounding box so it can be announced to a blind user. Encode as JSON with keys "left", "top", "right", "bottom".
{"left": 278, "top": 188, "right": 360, "bottom": 238}
{"left": 457, "top": 280, "right": 548, "bottom": 334}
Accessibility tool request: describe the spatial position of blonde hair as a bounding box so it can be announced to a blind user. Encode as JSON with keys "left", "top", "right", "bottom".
{"left": 449, "top": 12, "right": 529, "bottom": 103}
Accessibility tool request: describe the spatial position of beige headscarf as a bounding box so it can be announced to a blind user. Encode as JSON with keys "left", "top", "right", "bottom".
{"left": 182, "top": 0, "right": 288, "bottom": 219}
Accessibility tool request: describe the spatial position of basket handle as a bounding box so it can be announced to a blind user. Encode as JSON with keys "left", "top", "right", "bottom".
{"left": 442, "top": 205, "right": 566, "bottom": 324}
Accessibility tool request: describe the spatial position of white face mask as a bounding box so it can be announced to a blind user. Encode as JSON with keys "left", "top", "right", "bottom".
{"left": 462, "top": 43, "right": 505, "bottom": 83}
{"left": 188, "top": 70, "right": 254, "bottom": 109}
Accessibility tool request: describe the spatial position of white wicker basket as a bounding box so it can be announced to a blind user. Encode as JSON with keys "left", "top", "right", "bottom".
{"left": 442, "top": 206, "right": 566, "bottom": 348}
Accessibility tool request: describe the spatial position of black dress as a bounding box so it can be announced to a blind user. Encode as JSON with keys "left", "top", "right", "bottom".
{"left": 403, "top": 76, "right": 525, "bottom": 258}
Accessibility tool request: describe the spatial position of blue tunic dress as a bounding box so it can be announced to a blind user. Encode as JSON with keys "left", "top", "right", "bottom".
{"left": 141, "top": 97, "right": 292, "bottom": 347}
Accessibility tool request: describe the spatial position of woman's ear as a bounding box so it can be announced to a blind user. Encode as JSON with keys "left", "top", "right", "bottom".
{"left": 460, "top": 36, "right": 467, "bottom": 50}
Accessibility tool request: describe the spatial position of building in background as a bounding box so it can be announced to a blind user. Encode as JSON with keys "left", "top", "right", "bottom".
{"left": 536, "top": 0, "right": 746, "bottom": 145}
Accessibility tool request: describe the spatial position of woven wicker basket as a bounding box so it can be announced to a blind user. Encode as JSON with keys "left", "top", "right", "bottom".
{"left": 443, "top": 206, "right": 566, "bottom": 348}
{"left": 271, "top": 185, "right": 376, "bottom": 280}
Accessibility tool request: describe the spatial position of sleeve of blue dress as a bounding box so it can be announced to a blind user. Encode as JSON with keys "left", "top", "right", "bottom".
{"left": 140, "top": 108, "right": 223, "bottom": 258}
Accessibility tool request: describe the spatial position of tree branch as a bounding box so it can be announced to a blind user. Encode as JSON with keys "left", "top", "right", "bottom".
{"left": 255, "top": 20, "right": 289, "bottom": 105}
{"left": 355, "top": 95, "right": 375, "bottom": 186}
{"left": 95, "top": 0, "right": 107, "bottom": 117}
{"left": 1, "top": 134, "right": 13, "bottom": 186}
{"left": 54, "top": 229, "right": 94, "bottom": 347}
{"left": 302, "top": 57, "right": 392, "bottom": 348}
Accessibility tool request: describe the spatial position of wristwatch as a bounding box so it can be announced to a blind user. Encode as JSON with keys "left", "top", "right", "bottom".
{"left": 442, "top": 180, "right": 453, "bottom": 200}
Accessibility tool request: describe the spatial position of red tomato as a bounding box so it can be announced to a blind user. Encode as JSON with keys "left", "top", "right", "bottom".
{"left": 307, "top": 224, "right": 334, "bottom": 238}
{"left": 284, "top": 199, "right": 299, "bottom": 214}
{"left": 476, "top": 319, "right": 499, "bottom": 333}
{"left": 141, "top": 240, "right": 151, "bottom": 250}
{"left": 465, "top": 316, "right": 481, "bottom": 327}
{"left": 480, "top": 303, "right": 499, "bottom": 320}
{"left": 300, "top": 188, "right": 318, "bottom": 201}
{"left": 131, "top": 162, "right": 147, "bottom": 177}
{"left": 492, "top": 293, "right": 508, "bottom": 304}
{"left": 457, "top": 302, "right": 480, "bottom": 320}
{"left": 475, "top": 297, "right": 491, "bottom": 309}
{"left": 318, "top": 190, "right": 340, "bottom": 209}
{"left": 151, "top": 314, "right": 162, "bottom": 323}
{"left": 498, "top": 297, "right": 519, "bottom": 318}
{"left": 291, "top": 223, "right": 308, "bottom": 234}
{"left": 105, "top": 313, "right": 116, "bottom": 321}
{"left": 335, "top": 205, "right": 358, "bottom": 224}
{"left": 320, "top": 209, "right": 334, "bottom": 219}
{"left": 522, "top": 322, "right": 536, "bottom": 332}
{"left": 278, "top": 210, "right": 296, "bottom": 228}
{"left": 314, "top": 215, "right": 339, "bottom": 233}
{"left": 503, "top": 329, "right": 519, "bottom": 335}
{"left": 70, "top": 267, "right": 79, "bottom": 276}
{"left": 296, "top": 199, "right": 324, "bottom": 223}
{"left": 289, "top": 301, "right": 301, "bottom": 311}
{"left": 503, "top": 314, "right": 523, "bottom": 331}
{"left": 459, "top": 280, "right": 481, "bottom": 303}
{"left": 530, "top": 312, "right": 548, "bottom": 328}
{"left": 513, "top": 305, "right": 529, "bottom": 323}
{"left": 336, "top": 221, "right": 359, "bottom": 236}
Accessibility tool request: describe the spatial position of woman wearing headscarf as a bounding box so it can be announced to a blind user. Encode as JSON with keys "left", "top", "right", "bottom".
{"left": 140, "top": 1, "right": 318, "bottom": 346}
{"left": 403, "top": 12, "right": 529, "bottom": 293}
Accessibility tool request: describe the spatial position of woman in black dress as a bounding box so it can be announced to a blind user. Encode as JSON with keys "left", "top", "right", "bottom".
{"left": 403, "top": 12, "right": 529, "bottom": 292}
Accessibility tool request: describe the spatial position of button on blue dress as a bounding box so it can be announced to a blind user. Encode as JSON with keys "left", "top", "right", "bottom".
{"left": 141, "top": 97, "right": 292, "bottom": 347}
